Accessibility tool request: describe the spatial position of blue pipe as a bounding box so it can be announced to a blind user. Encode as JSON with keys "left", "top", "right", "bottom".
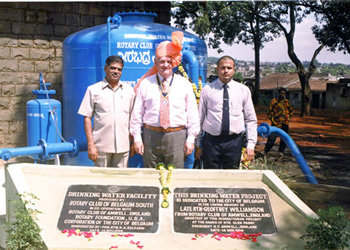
{"left": 107, "top": 14, "right": 122, "bottom": 57}
{"left": 257, "top": 122, "right": 318, "bottom": 184}
{"left": 181, "top": 49, "right": 199, "bottom": 169}
{"left": 0, "top": 139, "right": 80, "bottom": 162}
{"left": 0, "top": 122, "right": 318, "bottom": 184}
{"left": 182, "top": 49, "right": 199, "bottom": 86}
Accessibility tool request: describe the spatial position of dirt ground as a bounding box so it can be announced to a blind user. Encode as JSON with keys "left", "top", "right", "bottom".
{"left": 255, "top": 105, "right": 350, "bottom": 216}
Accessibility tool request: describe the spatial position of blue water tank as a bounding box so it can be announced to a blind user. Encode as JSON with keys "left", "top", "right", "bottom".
{"left": 27, "top": 73, "right": 62, "bottom": 160}
{"left": 62, "top": 11, "right": 207, "bottom": 166}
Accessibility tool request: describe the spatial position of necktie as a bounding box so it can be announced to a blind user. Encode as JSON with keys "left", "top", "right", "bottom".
{"left": 221, "top": 84, "right": 230, "bottom": 136}
{"left": 160, "top": 78, "right": 170, "bottom": 129}
{"left": 161, "top": 78, "right": 169, "bottom": 93}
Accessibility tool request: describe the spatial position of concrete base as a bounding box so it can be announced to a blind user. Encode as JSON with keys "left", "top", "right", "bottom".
{"left": 3, "top": 163, "right": 317, "bottom": 249}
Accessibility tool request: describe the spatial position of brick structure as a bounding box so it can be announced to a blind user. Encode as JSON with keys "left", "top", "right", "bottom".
{"left": 0, "top": 2, "right": 171, "bottom": 164}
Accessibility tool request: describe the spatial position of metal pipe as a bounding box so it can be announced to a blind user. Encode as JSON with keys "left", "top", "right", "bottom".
{"left": 182, "top": 49, "right": 199, "bottom": 86}
{"left": 257, "top": 122, "right": 318, "bottom": 184}
{"left": 0, "top": 139, "right": 79, "bottom": 162}
{"left": 107, "top": 16, "right": 112, "bottom": 57}
{"left": 1, "top": 122, "right": 318, "bottom": 184}
{"left": 107, "top": 14, "right": 122, "bottom": 57}
{"left": 181, "top": 49, "right": 199, "bottom": 169}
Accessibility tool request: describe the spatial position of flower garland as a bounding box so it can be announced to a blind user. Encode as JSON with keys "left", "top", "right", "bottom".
{"left": 178, "top": 63, "right": 202, "bottom": 104}
{"left": 156, "top": 162, "right": 174, "bottom": 208}
{"left": 240, "top": 148, "right": 251, "bottom": 169}
{"left": 178, "top": 63, "right": 189, "bottom": 79}
{"left": 192, "top": 79, "right": 202, "bottom": 103}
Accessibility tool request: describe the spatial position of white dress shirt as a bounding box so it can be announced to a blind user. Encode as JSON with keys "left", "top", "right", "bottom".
{"left": 78, "top": 79, "right": 135, "bottom": 153}
{"left": 196, "top": 79, "right": 257, "bottom": 149}
{"left": 130, "top": 73, "right": 200, "bottom": 143}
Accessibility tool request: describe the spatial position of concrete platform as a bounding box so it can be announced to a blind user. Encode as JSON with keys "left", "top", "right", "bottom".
{"left": 3, "top": 163, "right": 317, "bottom": 249}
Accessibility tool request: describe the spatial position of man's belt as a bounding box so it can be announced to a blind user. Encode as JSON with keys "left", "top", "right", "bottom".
{"left": 205, "top": 132, "right": 241, "bottom": 138}
{"left": 144, "top": 124, "right": 185, "bottom": 133}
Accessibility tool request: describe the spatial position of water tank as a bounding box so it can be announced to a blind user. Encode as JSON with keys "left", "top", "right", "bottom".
{"left": 62, "top": 11, "right": 207, "bottom": 166}
{"left": 27, "top": 73, "right": 62, "bottom": 160}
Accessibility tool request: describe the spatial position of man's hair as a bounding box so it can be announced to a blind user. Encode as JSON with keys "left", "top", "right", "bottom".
{"left": 105, "top": 55, "right": 124, "bottom": 68}
{"left": 278, "top": 87, "right": 287, "bottom": 93}
{"left": 217, "top": 55, "right": 235, "bottom": 66}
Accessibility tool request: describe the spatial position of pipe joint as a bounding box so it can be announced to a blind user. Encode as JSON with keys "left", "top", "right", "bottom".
{"left": 68, "top": 138, "right": 79, "bottom": 158}
{"left": 257, "top": 122, "right": 271, "bottom": 138}
{"left": 38, "top": 139, "right": 49, "bottom": 161}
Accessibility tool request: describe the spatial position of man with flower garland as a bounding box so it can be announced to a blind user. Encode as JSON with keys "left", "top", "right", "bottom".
{"left": 130, "top": 31, "right": 200, "bottom": 168}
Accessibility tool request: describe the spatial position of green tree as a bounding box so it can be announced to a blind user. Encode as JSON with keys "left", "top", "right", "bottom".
{"left": 255, "top": 2, "right": 322, "bottom": 116}
{"left": 173, "top": 1, "right": 350, "bottom": 116}
{"left": 261, "top": 64, "right": 273, "bottom": 77}
{"left": 172, "top": 1, "right": 281, "bottom": 105}
{"left": 257, "top": 1, "right": 350, "bottom": 116}
{"left": 275, "top": 62, "right": 296, "bottom": 73}
{"left": 233, "top": 72, "right": 244, "bottom": 82}
{"left": 320, "top": 63, "right": 350, "bottom": 76}
{"left": 307, "top": 0, "right": 350, "bottom": 55}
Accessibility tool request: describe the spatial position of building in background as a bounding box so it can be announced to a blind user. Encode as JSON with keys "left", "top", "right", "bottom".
{"left": 326, "top": 77, "right": 350, "bottom": 110}
{"left": 259, "top": 73, "right": 341, "bottom": 109}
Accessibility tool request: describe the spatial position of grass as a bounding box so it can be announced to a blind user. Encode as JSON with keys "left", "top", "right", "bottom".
{"left": 243, "top": 156, "right": 294, "bottom": 182}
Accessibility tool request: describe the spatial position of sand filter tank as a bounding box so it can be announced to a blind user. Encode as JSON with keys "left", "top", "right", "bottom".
{"left": 27, "top": 73, "right": 62, "bottom": 161}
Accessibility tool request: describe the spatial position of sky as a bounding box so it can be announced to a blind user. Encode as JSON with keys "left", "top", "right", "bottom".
{"left": 205, "top": 15, "right": 350, "bottom": 65}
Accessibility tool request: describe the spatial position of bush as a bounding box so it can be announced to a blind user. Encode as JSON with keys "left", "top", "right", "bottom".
{"left": 4, "top": 192, "right": 43, "bottom": 250}
{"left": 300, "top": 206, "right": 350, "bottom": 250}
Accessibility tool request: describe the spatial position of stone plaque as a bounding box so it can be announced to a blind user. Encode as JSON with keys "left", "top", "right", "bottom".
{"left": 57, "top": 185, "right": 159, "bottom": 233}
{"left": 174, "top": 187, "right": 276, "bottom": 234}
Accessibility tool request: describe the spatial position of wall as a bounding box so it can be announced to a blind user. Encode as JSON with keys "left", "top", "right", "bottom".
{"left": 326, "top": 82, "right": 350, "bottom": 110}
{"left": 0, "top": 2, "right": 170, "bottom": 161}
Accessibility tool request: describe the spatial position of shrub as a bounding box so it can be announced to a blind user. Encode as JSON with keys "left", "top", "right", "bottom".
{"left": 300, "top": 206, "right": 350, "bottom": 250}
{"left": 4, "top": 192, "right": 44, "bottom": 250}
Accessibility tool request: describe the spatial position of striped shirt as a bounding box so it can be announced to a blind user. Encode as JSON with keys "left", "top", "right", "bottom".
{"left": 196, "top": 79, "right": 257, "bottom": 150}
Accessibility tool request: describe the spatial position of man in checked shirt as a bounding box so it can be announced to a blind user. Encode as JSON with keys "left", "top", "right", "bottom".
{"left": 262, "top": 87, "right": 293, "bottom": 157}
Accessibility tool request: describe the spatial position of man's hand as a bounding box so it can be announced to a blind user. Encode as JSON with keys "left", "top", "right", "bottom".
{"left": 244, "top": 148, "right": 255, "bottom": 161}
{"left": 130, "top": 142, "right": 136, "bottom": 158}
{"left": 88, "top": 145, "right": 98, "bottom": 162}
{"left": 134, "top": 141, "right": 144, "bottom": 155}
{"left": 194, "top": 147, "right": 202, "bottom": 160}
{"left": 184, "top": 142, "right": 194, "bottom": 156}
